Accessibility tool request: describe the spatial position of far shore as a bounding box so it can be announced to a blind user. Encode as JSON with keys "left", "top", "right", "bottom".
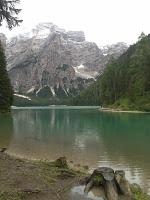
{"left": 100, "top": 107, "right": 150, "bottom": 114}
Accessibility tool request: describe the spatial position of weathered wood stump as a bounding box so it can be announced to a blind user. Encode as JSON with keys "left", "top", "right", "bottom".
{"left": 54, "top": 156, "right": 68, "bottom": 168}
{"left": 115, "top": 170, "right": 132, "bottom": 197}
{"left": 84, "top": 167, "right": 133, "bottom": 200}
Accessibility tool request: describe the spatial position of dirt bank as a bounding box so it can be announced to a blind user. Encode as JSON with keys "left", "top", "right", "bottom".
{"left": 0, "top": 152, "right": 86, "bottom": 200}
{"left": 0, "top": 151, "right": 149, "bottom": 200}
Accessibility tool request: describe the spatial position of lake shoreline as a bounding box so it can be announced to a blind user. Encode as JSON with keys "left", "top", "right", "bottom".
{"left": 0, "top": 151, "right": 86, "bottom": 200}
{"left": 0, "top": 150, "right": 149, "bottom": 200}
{"left": 100, "top": 107, "right": 150, "bottom": 113}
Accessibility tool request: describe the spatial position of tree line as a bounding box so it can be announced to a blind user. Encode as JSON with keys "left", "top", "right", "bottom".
{"left": 71, "top": 33, "right": 150, "bottom": 111}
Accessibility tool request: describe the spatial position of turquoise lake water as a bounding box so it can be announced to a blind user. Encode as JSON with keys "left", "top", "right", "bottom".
{"left": 0, "top": 106, "right": 150, "bottom": 193}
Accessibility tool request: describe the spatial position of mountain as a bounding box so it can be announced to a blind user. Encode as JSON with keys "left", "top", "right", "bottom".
{"left": 72, "top": 34, "right": 150, "bottom": 111}
{"left": 6, "top": 23, "right": 101, "bottom": 99}
{"left": 4, "top": 23, "right": 127, "bottom": 104}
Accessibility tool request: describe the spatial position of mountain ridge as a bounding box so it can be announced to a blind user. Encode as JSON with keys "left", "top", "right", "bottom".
{"left": 1, "top": 23, "right": 128, "bottom": 103}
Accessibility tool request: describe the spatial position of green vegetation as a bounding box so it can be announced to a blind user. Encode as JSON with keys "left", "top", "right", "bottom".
{"left": 36, "top": 86, "right": 53, "bottom": 98}
{"left": 72, "top": 34, "right": 150, "bottom": 111}
{"left": 93, "top": 175, "right": 104, "bottom": 185}
{"left": 0, "top": 42, "right": 13, "bottom": 113}
{"left": 131, "top": 183, "right": 150, "bottom": 200}
{"left": 0, "top": 192, "right": 25, "bottom": 200}
{"left": 70, "top": 80, "right": 102, "bottom": 106}
{"left": 13, "top": 95, "right": 70, "bottom": 106}
{"left": 54, "top": 85, "right": 68, "bottom": 98}
{"left": 13, "top": 95, "right": 52, "bottom": 106}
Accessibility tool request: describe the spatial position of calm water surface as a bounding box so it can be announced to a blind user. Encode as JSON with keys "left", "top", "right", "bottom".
{"left": 0, "top": 106, "right": 150, "bottom": 193}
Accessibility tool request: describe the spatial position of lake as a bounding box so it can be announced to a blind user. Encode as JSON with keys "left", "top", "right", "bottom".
{"left": 0, "top": 106, "right": 150, "bottom": 193}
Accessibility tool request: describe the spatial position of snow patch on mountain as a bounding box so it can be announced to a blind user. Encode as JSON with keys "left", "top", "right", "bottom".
{"left": 14, "top": 94, "right": 31, "bottom": 100}
{"left": 74, "top": 65, "right": 98, "bottom": 80}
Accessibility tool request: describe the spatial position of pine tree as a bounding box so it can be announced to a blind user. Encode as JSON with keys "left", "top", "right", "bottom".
{"left": 0, "top": 0, "right": 22, "bottom": 29}
{"left": 0, "top": 0, "right": 22, "bottom": 112}
{"left": 0, "top": 41, "right": 13, "bottom": 112}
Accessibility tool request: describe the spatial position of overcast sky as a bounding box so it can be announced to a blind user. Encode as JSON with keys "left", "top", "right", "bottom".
{"left": 1, "top": 0, "right": 150, "bottom": 46}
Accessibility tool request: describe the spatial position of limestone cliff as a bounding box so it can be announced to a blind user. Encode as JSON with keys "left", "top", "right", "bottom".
{"left": 5, "top": 23, "right": 128, "bottom": 99}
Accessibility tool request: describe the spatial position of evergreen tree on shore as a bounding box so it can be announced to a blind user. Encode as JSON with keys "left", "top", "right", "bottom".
{"left": 0, "top": 0, "right": 22, "bottom": 112}
{"left": 0, "top": 42, "right": 13, "bottom": 112}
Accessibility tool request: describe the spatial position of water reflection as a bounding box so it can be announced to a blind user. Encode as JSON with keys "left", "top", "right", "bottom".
{"left": 70, "top": 186, "right": 103, "bottom": 200}
{"left": 0, "top": 113, "right": 13, "bottom": 148}
{"left": 0, "top": 108, "right": 150, "bottom": 193}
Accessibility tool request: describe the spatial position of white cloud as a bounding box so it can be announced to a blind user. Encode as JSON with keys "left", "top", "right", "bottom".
{"left": 1, "top": 0, "right": 150, "bottom": 45}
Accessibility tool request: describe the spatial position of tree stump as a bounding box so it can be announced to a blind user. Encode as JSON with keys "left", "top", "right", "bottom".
{"left": 115, "top": 170, "right": 132, "bottom": 197}
{"left": 85, "top": 167, "right": 118, "bottom": 200}
{"left": 84, "top": 167, "right": 133, "bottom": 200}
{"left": 54, "top": 156, "right": 68, "bottom": 168}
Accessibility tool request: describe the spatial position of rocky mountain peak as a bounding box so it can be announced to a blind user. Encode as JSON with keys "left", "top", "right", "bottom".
{"left": 2, "top": 23, "right": 128, "bottom": 100}
{"left": 102, "top": 42, "right": 128, "bottom": 57}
